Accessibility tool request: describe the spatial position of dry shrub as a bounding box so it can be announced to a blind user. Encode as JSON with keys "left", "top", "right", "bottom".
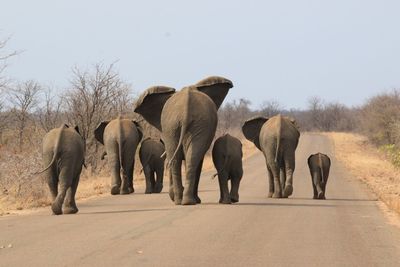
{"left": 359, "top": 90, "right": 400, "bottom": 146}
{"left": 328, "top": 132, "right": 400, "bottom": 214}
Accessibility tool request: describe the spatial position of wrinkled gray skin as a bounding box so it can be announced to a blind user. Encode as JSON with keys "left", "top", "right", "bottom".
{"left": 242, "top": 114, "right": 300, "bottom": 198}
{"left": 134, "top": 76, "right": 232, "bottom": 205}
{"left": 212, "top": 134, "right": 243, "bottom": 204}
{"left": 139, "top": 138, "right": 165, "bottom": 194}
{"left": 308, "top": 153, "right": 331, "bottom": 199}
{"left": 94, "top": 118, "right": 142, "bottom": 195}
{"left": 38, "top": 124, "right": 85, "bottom": 215}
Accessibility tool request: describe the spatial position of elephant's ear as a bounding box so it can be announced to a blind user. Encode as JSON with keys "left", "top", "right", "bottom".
{"left": 242, "top": 116, "right": 268, "bottom": 151}
{"left": 133, "top": 120, "right": 144, "bottom": 142}
{"left": 94, "top": 121, "right": 110, "bottom": 145}
{"left": 134, "top": 86, "right": 176, "bottom": 131}
{"left": 194, "top": 76, "right": 233, "bottom": 110}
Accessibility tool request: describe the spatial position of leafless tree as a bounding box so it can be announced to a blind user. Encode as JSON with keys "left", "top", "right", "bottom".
{"left": 38, "top": 87, "right": 62, "bottom": 132}
{"left": 259, "top": 100, "right": 282, "bottom": 118}
{"left": 0, "top": 36, "right": 17, "bottom": 90}
{"left": 63, "top": 62, "right": 133, "bottom": 169}
{"left": 218, "top": 98, "right": 253, "bottom": 136}
{"left": 8, "top": 80, "right": 41, "bottom": 151}
{"left": 0, "top": 94, "right": 10, "bottom": 143}
{"left": 307, "top": 96, "right": 324, "bottom": 130}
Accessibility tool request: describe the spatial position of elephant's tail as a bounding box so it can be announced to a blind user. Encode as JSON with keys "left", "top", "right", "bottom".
{"left": 167, "top": 90, "right": 190, "bottom": 168}
{"left": 275, "top": 115, "right": 282, "bottom": 163}
{"left": 34, "top": 124, "right": 66, "bottom": 175}
{"left": 118, "top": 118, "right": 125, "bottom": 174}
{"left": 318, "top": 153, "right": 324, "bottom": 182}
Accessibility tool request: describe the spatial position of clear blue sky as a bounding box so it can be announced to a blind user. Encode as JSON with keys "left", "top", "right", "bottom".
{"left": 1, "top": 0, "right": 400, "bottom": 109}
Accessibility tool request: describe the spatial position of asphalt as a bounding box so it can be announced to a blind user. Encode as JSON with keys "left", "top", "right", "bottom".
{"left": 1, "top": 133, "right": 400, "bottom": 267}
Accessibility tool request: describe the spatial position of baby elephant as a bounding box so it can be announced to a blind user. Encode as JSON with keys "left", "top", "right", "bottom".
{"left": 139, "top": 138, "right": 166, "bottom": 194}
{"left": 307, "top": 153, "right": 331, "bottom": 200}
{"left": 212, "top": 134, "right": 243, "bottom": 204}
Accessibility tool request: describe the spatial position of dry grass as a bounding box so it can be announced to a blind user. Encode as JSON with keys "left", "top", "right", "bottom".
{"left": 327, "top": 132, "right": 400, "bottom": 214}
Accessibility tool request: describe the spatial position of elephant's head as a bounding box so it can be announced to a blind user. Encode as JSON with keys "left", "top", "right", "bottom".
{"left": 94, "top": 120, "right": 143, "bottom": 145}
{"left": 134, "top": 76, "right": 233, "bottom": 131}
{"left": 242, "top": 116, "right": 269, "bottom": 150}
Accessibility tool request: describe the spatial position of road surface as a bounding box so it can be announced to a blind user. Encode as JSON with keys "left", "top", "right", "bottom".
{"left": 1, "top": 133, "right": 400, "bottom": 266}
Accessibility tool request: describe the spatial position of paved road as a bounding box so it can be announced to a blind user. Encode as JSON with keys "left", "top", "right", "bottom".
{"left": 1, "top": 133, "right": 400, "bottom": 266}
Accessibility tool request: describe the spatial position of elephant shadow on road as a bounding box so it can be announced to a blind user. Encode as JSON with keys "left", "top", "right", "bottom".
{"left": 293, "top": 197, "right": 378, "bottom": 202}
{"left": 235, "top": 202, "right": 336, "bottom": 208}
{"left": 80, "top": 208, "right": 171, "bottom": 215}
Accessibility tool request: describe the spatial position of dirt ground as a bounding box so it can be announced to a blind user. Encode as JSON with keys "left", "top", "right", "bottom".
{"left": 326, "top": 132, "right": 400, "bottom": 215}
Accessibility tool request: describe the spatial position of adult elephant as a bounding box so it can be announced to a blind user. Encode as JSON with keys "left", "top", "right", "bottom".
{"left": 94, "top": 117, "right": 143, "bottom": 195}
{"left": 139, "top": 138, "right": 166, "bottom": 194}
{"left": 37, "top": 124, "right": 85, "bottom": 215}
{"left": 242, "top": 114, "right": 300, "bottom": 198}
{"left": 134, "top": 76, "right": 233, "bottom": 205}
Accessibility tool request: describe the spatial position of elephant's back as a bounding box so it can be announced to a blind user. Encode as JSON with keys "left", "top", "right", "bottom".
{"left": 42, "top": 128, "right": 61, "bottom": 152}
{"left": 140, "top": 139, "right": 165, "bottom": 159}
{"left": 262, "top": 116, "right": 299, "bottom": 140}
{"left": 161, "top": 87, "right": 218, "bottom": 131}
{"left": 213, "top": 134, "right": 242, "bottom": 166}
{"left": 42, "top": 128, "right": 84, "bottom": 162}
{"left": 104, "top": 119, "right": 140, "bottom": 145}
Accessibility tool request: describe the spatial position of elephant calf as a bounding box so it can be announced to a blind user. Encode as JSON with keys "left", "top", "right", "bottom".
{"left": 307, "top": 153, "right": 331, "bottom": 200}
{"left": 38, "top": 124, "right": 85, "bottom": 215}
{"left": 212, "top": 134, "right": 243, "bottom": 204}
{"left": 139, "top": 138, "right": 165, "bottom": 194}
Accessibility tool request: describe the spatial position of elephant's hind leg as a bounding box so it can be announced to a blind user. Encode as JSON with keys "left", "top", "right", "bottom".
{"left": 109, "top": 154, "right": 122, "bottom": 195}
{"left": 267, "top": 160, "right": 282, "bottom": 198}
{"left": 170, "top": 157, "right": 184, "bottom": 205}
{"left": 182, "top": 152, "right": 204, "bottom": 205}
{"left": 267, "top": 166, "right": 274, "bottom": 198}
{"left": 230, "top": 171, "right": 242, "bottom": 203}
{"left": 52, "top": 168, "right": 73, "bottom": 215}
{"left": 63, "top": 172, "right": 80, "bottom": 214}
{"left": 45, "top": 166, "right": 58, "bottom": 201}
{"left": 154, "top": 167, "right": 164, "bottom": 193}
{"left": 280, "top": 166, "right": 288, "bottom": 198}
{"left": 193, "top": 159, "right": 203, "bottom": 204}
{"left": 283, "top": 153, "right": 295, "bottom": 198}
{"left": 144, "top": 166, "right": 154, "bottom": 194}
{"left": 218, "top": 171, "right": 231, "bottom": 204}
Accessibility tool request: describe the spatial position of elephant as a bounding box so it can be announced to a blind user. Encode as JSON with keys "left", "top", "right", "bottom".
{"left": 211, "top": 134, "right": 243, "bottom": 204}
{"left": 242, "top": 114, "right": 300, "bottom": 198}
{"left": 308, "top": 153, "right": 331, "bottom": 199}
{"left": 134, "top": 76, "right": 233, "bottom": 205}
{"left": 37, "top": 124, "right": 85, "bottom": 215}
{"left": 94, "top": 117, "right": 143, "bottom": 195}
{"left": 139, "top": 138, "right": 166, "bottom": 194}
